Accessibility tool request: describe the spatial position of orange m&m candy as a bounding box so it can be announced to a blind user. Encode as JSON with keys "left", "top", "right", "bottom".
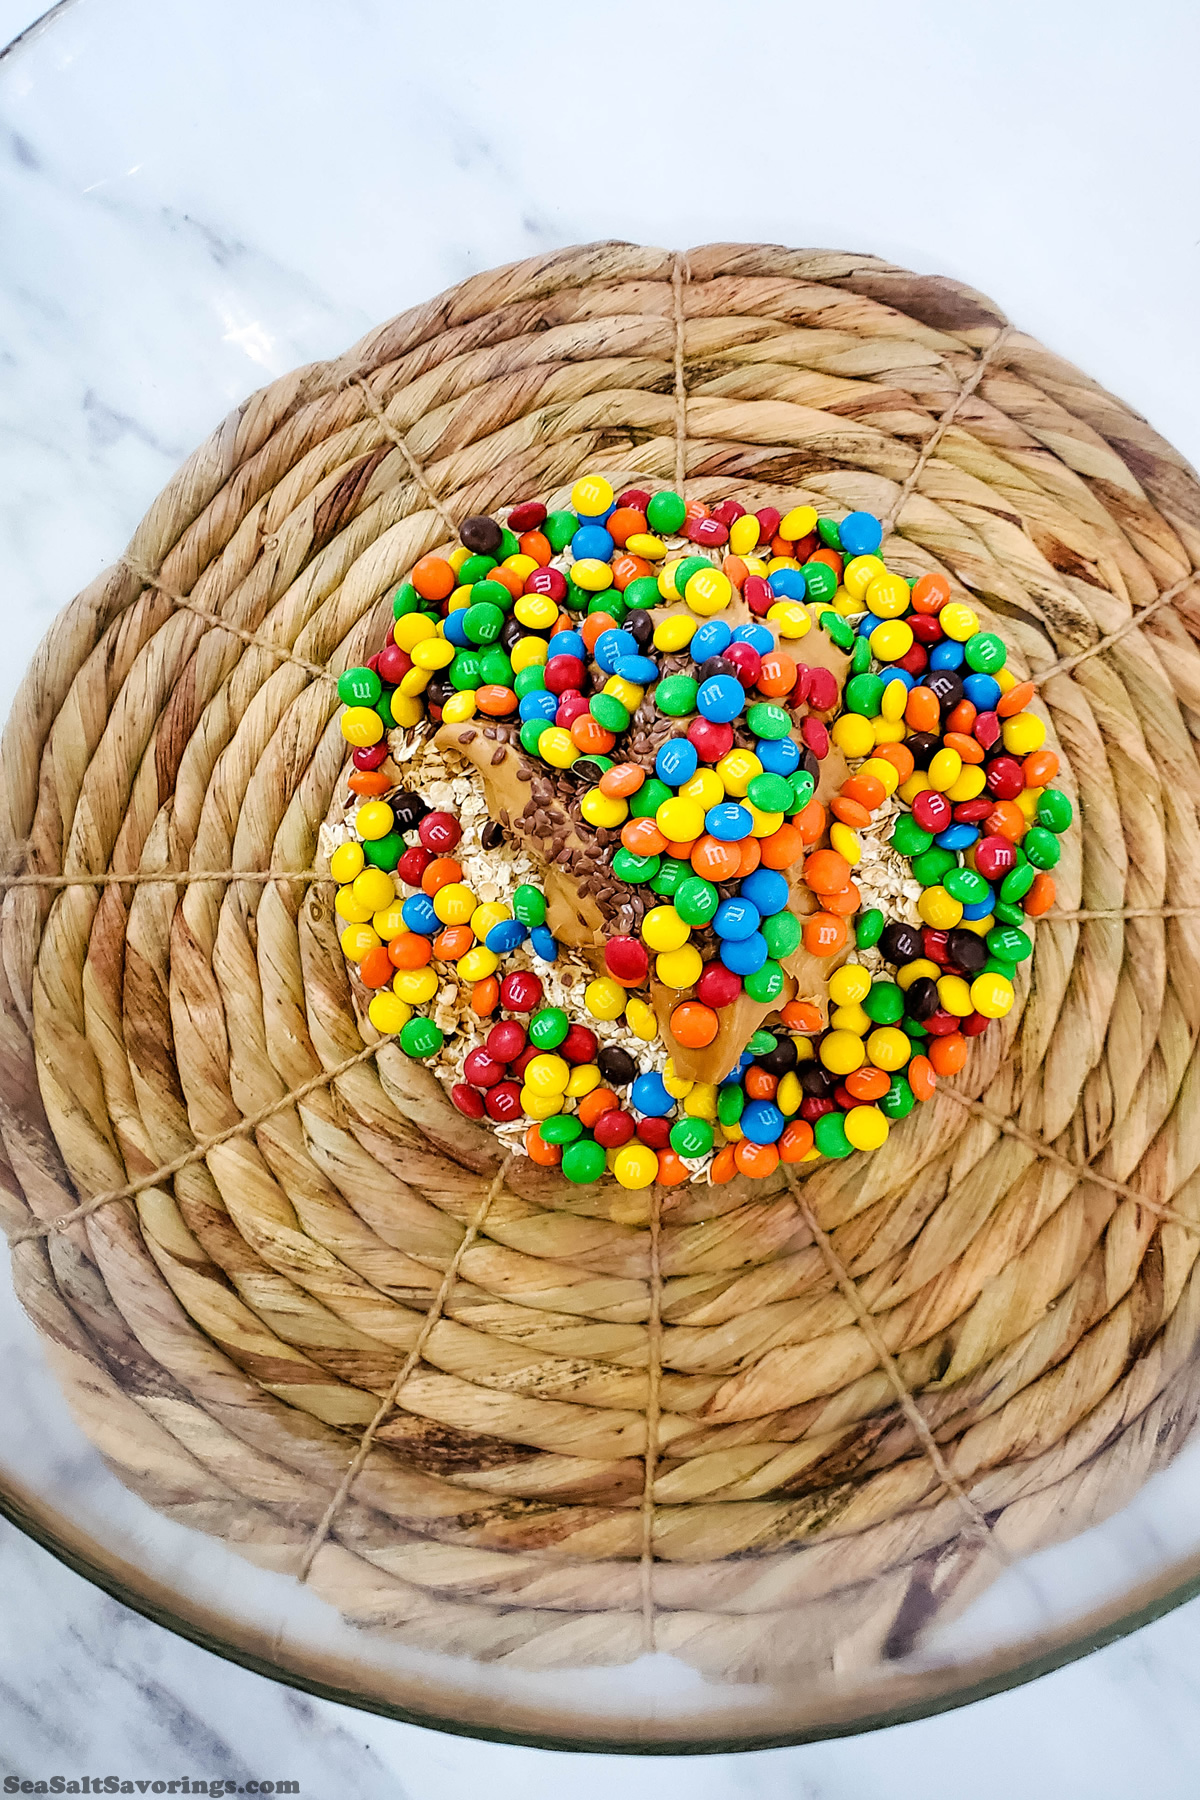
{"left": 571, "top": 714, "right": 616, "bottom": 754}
{"left": 831, "top": 795, "right": 872, "bottom": 828}
{"left": 1022, "top": 748, "right": 1059, "bottom": 787}
{"left": 1024, "top": 870, "right": 1057, "bottom": 915}
{"left": 348, "top": 769, "right": 391, "bottom": 797}
{"left": 928, "top": 1033, "right": 968, "bottom": 1077}
{"left": 622, "top": 817, "right": 668, "bottom": 857}
{"left": 389, "top": 931, "right": 433, "bottom": 969}
{"left": 745, "top": 1067, "right": 779, "bottom": 1100}
{"left": 735, "top": 1139, "right": 779, "bottom": 1179}
{"left": 433, "top": 925, "right": 474, "bottom": 961}
{"left": 359, "top": 945, "right": 394, "bottom": 988}
{"left": 845, "top": 1065, "right": 890, "bottom": 1101}
{"left": 525, "top": 1123, "right": 561, "bottom": 1166}
{"left": 692, "top": 836, "right": 742, "bottom": 881}
{"left": 518, "top": 530, "right": 552, "bottom": 565}
{"left": 577, "top": 1086, "right": 619, "bottom": 1129}
{"left": 601, "top": 762, "right": 646, "bottom": 798}
{"left": 822, "top": 882, "right": 862, "bottom": 918}
{"left": 670, "top": 1002, "right": 719, "bottom": 1049}
{"left": 793, "top": 799, "right": 826, "bottom": 846}
{"left": 470, "top": 976, "right": 500, "bottom": 1016}
{"left": 612, "top": 553, "right": 652, "bottom": 589}
{"left": 757, "top": 651, "right": 797, "bottom": 698}
{"left": 710, "top": 1145, "right": 739, "bottom": 1184}
{"left": 911, "top": 571, "right": 950, "bottom": 613}
{"left": 803, "top": 849, "right": 851, "bottom": 895}
{"left": 655, "top": 1149, "right": 691, "bottom": 1187}
{"left": 908, "top": 1054, "right": 936, "bottom": 1101}
{"left": 840, "top": 774, "right": 885, "bottom": 812}
{"left": 411, "top": 555, "right": 455, "bottom": 601}
{"left": 581, "top": 612, "right": 619, "bottom": 652}
{"left": 779, "top": 1119, "right": 814, "bottom": 1161}
{"left": 873, "top": 742, "right": 915, "bottom": 782}
{"left": 803, "top": 912, "right": 848, "bottom": 957}
{"left": 421, "top": 856, "right": 463, "bottom": 895}
{"left": 736, "top": 837, "right": 761, "bottom": 876}
{"left": 488, "top": 565, "right": 523, "bottom": 600}
{"left": 782, "top": 1000, "right": 823, "bottom": 1034}
{"left": 477, "top": 684, "right": 518, "bottom": 716}
{"left": 606, "top": 507, "right": 646, "bottom": 545}
{"left": 997, "top": 679, "right": 1036, "bottom": 718}
{"left": 759, "top": 823, "right": 805, "bottom": 868}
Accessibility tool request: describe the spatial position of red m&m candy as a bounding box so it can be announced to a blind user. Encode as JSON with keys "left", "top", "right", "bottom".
{"left": 912, "top": 790, "right": 952, "bottom": 834}
{"left": 452, "top": 1083, "right": 486, "bottom": 1119}
{"left": 500, "top": 970, "right": 543, "bottom": 1012}
{"left": 605, "top": 937, "right": 650, "bottom": 983}
{"left": 484, "top": 1082, "right": 523, "bottom": 1121}
{"left": 419, "top": 811, "right": 462, "bottom": 853}
{"left": 636, "top": 1115, "right": 672, "bottom": 1149}
{"left": 687, "top": 718, "right": 735, "bottom": 762}
{"left": 463, "top": 1048, "right": 506, "bottom": 1088}
{"left": 697, "top": 959, "right": 742, "bottom": 1008}
{"left": 560, "top": 1024, "right": 598, "bottom": 1064}
{"left": 545, "top": 655, "right": 586, "bottom": 694}
{"left": 593, "top": 1109, "right": 635, "bottom": 1148}
{"left": 397, "top": 845, "right": 434, "bottom": 886}
{"left": 486, "top": 1020, "right": 527, "bottom": 1062}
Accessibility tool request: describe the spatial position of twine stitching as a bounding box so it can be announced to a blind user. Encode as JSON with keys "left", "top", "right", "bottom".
{"left": 0, "top": 867, "right": 326, "bottom": 890}
{"left": 120, "top": 555, "right": 336, "bottom": 686}
{"left": 347, "top": 373, "right": 460, "bottom": 539}
{"left": 1033, "top": 570, "right": 1200, "bottom": 686}
{"left": 671, "top": 253, "right": 690, "bottom": 494}
{"left": 9, "top": 1037, "right": 391, "bottom": 1245}
{"left": 295, "top": 1154, "right": 514, "bottom": 1582}
{"left": 782, "top": 1171, "right": 999, "bottom": 1554}
{"left": 639, "top": 1185, "right": 664, "bottom": 1652}
{"left": 880, "top": 326, "right": 1014, "bottom": 537}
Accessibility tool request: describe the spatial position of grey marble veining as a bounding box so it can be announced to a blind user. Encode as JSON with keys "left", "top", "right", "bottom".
{"left": 3, "top": 0, "right": 1200, "bottom": 1791}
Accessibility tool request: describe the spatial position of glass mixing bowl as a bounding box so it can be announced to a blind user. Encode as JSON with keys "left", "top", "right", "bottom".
{"left": 4, "top": 0, "right": 1200, "bottom": 1751}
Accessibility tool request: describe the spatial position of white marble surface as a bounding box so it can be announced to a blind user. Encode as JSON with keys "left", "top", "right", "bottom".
{"left": 4, "top": 0, "right": 1200, "bottom": 1789}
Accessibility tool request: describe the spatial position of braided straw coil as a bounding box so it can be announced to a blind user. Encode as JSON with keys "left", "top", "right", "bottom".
{"left": 4, "top": 242, "right": 1200, "bottom": 1737}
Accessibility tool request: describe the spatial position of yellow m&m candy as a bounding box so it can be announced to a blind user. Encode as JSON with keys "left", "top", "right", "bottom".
{"left": 844, "top": 1106, "right": 889, "bottom": 1152}
{"left": 585, "top": 977, "right": 626, "bottom": 1020}
{"left": 352, "top": 867, "right": 395, "bottom": 913}
{"left": 656, "top": 944, "right": 704, "bottom": 989}
{"left": 329, "top": 841, "right": 365, "bottom": 884}
{"left": 829, "top": 963, "right": 871, "bottom": 1006}
{"left": 571, "top": 474, "right": 614, "bottom": 516}
{"left": 367, "top": 992, "right": 412, "bottom": 1034}
{"left": 612, "top": 1143, "right": 659, "bottom": 1189}
{"left": 355, "top": 800, "right": 395, "bottom": 840}
{"left": 641, "top": 906, "right": 689, "bottom": 953}
{"left": 392, "top": 967, "right": 438, "bottom": 1005}
{"left": 341, "top": 706, "right": 384, "bottom": 748}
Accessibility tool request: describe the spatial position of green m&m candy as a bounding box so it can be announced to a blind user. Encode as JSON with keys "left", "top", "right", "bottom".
{"left": 987, "top": 926, "right": 1032, "bottom": 963}
{"left": 863, "top": 979, "right": 905, "bottom": 1024}
{"left": 856, "top": 908, "right": 885, "bottom": 949}
{"left": 912, "top": 846, "right": 956, "bottom": 886}
{"left": 675, "top": 876, "right": 720, "bottom": 926}
{"left": 399, "top": 1016, "right": 444, "bottom": 1059}
{"left": 1000, "top": 861, "right": 1036, "bottom": 902}
{"left": 393, "top": 581, "right": 423, "bottom": 618}
{"left": 1023, "top": 826, "right": 1061, "bottom": 870}
{"left": 788, "top": 771, "right": 816, "bottom": 813}
{"left": 458, "top": 553, "right": 497, "bottom": 585}
{"left": 479, "top": 647, "right": 514, "bottom": 686}
{"left": 513, "top": 884, "right": 546, "bottom": 926}
{"left": 498, "top": 527, "right": 520, "bottom": 560}
{"left": 450, "top": 650, "right": 483, "bottom": 690}
{"left": 650, "top": 857, "right": 690, "bottom": 898}
{"left": 817, "top": 516, "right": 842, "bottom": 549}
{"left": 744, "top": 961, "right": 785, "bottom": 1004}
{"left": 612, "top": 849, "right": 661, "bottom": 885}
{"left": 944, "top": 866, "right": 991, "bottom": 906}
{"left": 762, "top": 910, "right": 801, "bottom": 959}
{"left": 671, "top": 1117, "right": 714, "bottom": 1159}
{"left": 646, "top": 489, "right": 687, "bottom": 535}
{"left": 590, "top": 693, "right": 630, "bottom": 732}
{"left": 1037, "top": 788, "right": 1074, "bottom": 833}
{"left": 514, "top": 664, "right": 546, "bottom": 698}
{"left": 814, "top": 1110, "right": 854, "bottom": 1158}
{"left": 589, "top": 591, "right": 626, "bottom": 622}
{"left": 363, "top": 832, "right": 405, "bottom": 871}
{"left": 561, "top": 1137, "right": 607, "bottom": 1185}
{"left": 520, "top": 719, "right": 550, "bottom": 756}
{"left": 529, "top": 1006, "right": 569, "bottom": 1049}
{"left": 656, "top": 674, "right": 698, "bottom": 717}
{"left": 964, "top": 631, "right": 1007, "bottom": 673}
{"left": 844, "top": 673, "right": 885, "bottom": 717}
{"left": 891, "top": 815, "right": 933, "bottom": 858}
{"left": 540, "top": 1114, "right": 582, "bottom": 1146}
{"left": 374, "top": 690, "right": 396, "bottom": 730}
{"left": 801, "top": 561, "right": 838, "bottom": 603}
{"left": 746, "top": 701, "right": 791, "bottom": 740}
{"left": 850, "top": 635, "right": 872, "bottom": 675}
{"left": 623, "top": 576, "right": 661, "bottom": 612}
{"left": 747, "top": 1029, "right": 779, "bottom": 1055}
{"left": 717, "top": 1084, "right": 744, "bottom": 1126}
{"left": 543, "top": 510, "right": 578, "bottom": 552}
{"left": 338, "top": 665, "right": 382, "bottom": 707}
{"left": 879, "top": 1075, "right": 915, "bottom": 1120}
{"left": 821, "top": 611, "right": 855, "bottom": 651}
{"left": 463, "top": 601, "right": 504, "bottom": 645}
{"left": 674, "top": 555, "right": 711, "bottom": 598}
{"left": 993, "top": 899, "right": 1026, "bottom": 926}
{"left": 470, "top": 578, "right": 512, "bottom": 613}
{"left": 748, "top": 772, "right": 794, "bottom": 813}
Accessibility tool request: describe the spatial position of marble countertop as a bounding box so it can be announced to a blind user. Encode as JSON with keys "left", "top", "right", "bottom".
{"left": 3, "top": 0, "right": 1200, "bottom": 1790}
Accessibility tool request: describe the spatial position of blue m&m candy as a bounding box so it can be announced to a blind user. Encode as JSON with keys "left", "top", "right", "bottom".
{"left": 443, "top": 610, "right": 472, "bottom": 647}
{"left": 552, "top": 630, "right": 586, "bottom": 662}
{"left": 656, "top": 737, "right": 699, "bottom": 787}
{"left": 936, "top": 823, "right": 979, "bottom": 850}
{"left": 690, "top": 619, "right": 732, "bottom": 660}
{"left": 756, "top": 735, "right": 800, "bottom": 776}
{"left": 739, "top": 868, "right": 789, "bottom": 915}
{"left": 530, "top": 925, "right": 558, "bottom": 960}
{"left": 714, "top": 897, "right": 761, "bottom": 941}
{"left": 594, "top": 628, "right": 638, "bottom": 672}
{"left": 615, "top": 654, "right": 658, "bottom": 684}
{"left": 741, "top": 1099, "right": 786, "bottom": 1143}
{"left": 631, "top": 1072, "right": 674, "bottom": 1116}
{"left": 519, "top": 690, "right": 558, "bottom": 722}
{"left": 697, "top": 675, "right": 745, "bottom": 723}
{"left": 571, "top": 524, "right": 614, "bottom": 562}
{"left": 838, "top": 511, "right": 883, "bottom": 557}
{"left": 402, "top": 893, "right": 438, "bottom": 936}
{"left": 730, "top": 622, "right": 774, "bottom": 654}
{"left": 930, "top": 639, "right": 965, "bottom": 669}
{"left": 768, "top": 567, "right": 807, "bottom": 599}
{"left": 963, "top": 673, "right": 1002, "bottom": 711}
{"left": 720, "top": 931, "right": 768, "bottom": 976}
{"left": 486, "top": 919, "right": 529, "bottom": 953}
{"left": 705, "top": 802, "right": 753, "bottom": 841}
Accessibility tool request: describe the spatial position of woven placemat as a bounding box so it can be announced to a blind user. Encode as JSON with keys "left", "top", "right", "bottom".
{"left": 3, "top": 241, "right": 1200, "bottom": 1695}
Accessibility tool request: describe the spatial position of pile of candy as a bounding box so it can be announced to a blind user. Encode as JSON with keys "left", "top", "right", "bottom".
{"left": 330, "top": 480, "right": 1073, "bottom": 1187}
